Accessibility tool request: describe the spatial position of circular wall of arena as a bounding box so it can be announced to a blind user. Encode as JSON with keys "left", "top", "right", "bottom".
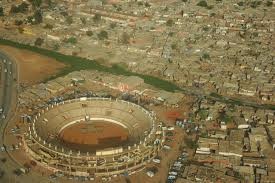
{"left": 24, "top": 98, "right": 163, "bottom": 177}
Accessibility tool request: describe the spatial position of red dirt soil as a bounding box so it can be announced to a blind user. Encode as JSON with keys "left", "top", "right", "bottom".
{"left": 59, "top": 121, "right": 129, "bottom": 151}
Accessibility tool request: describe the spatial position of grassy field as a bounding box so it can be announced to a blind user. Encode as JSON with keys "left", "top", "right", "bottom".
{"left": 1, "top": 38, "right": 275, "bottom": 110}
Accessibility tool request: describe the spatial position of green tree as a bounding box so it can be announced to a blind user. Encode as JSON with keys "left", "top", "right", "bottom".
{"left": 202, "top": 53, "right": 210, "bottom": 60}
{"left": 0, "top": 170, "right": 4, "bottom": 179}
{"left": 10, "top": 2, "right": 29, "bottom": 14}
{"left": 86, "top": 30, "right": 93, "bottom": 37}
{"left": 44, "top": 23, "right": 53, "bottom": 29}
{"left": 184, "top": 138, "right": 198, "bottom": 149}
{"left": 144, "top": 2, "right": 151, "bottom": 7}
{"left": 97, "top": 30, "right": 108, "bottom": 40}
{"left": 66, "top": 16, "right": 73, "bottom": 25}
{"left": 110, "top": 22, "right": 116, "bottom": 29}
{"left": 80, "top": 17, "right": 86, "bottom": 25}
{"left": 237, "top": 2, "right": 244, "bottom": 6}
{"left": 0, "top": 7, "right": 4, "bottom": 16}
{"left": 60, "top": 11, "right": 68, "bottom": 17}
{"left": 14, "top": 20, "right": 23, "bottom": 26}
{"left": 34, "top": 38, "right": 44, "bottom": 46}
{"left": 10, "top": 5, "right": 18, "bottom": 13}
{"left": 53, "top": 44, "right": 60, "bottom": 50}
{"left": 101, "top": 0, "right": 107, "bottom": 6}
{"left": 250, "top": 1, "right": 261, "bottom": 8}
{"left": 93, "top": 13, "right": 101, "bottom": 23}
{"left": 121, "top": 32, "right": 130, "bottom": 45}
{"left": 28, "top": 0, "right": 42, "bottom": 8}
{"left": 32, "top": 10, "right": 43, "bottom": 24}
{"left": 45, "top": 0, "right": 53, "bottom": 7}
{"left": 171, "top": 43, "right": 177, "bottom": 50}
{"left": 266, "top": 1, "right": 273, "bottom": 6}
{"left": 197, "top": 0, "right": 208, "bottom": 7}
{"left": 66, "top": 37, "right": 77, "bottom": 44}
{"left": 166, "top": 19, "right": 173, "bottom": 27}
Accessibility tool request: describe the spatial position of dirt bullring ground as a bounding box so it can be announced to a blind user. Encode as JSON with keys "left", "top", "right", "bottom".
{"left": 59, "top": 121, "right": 129, "bottom": 151}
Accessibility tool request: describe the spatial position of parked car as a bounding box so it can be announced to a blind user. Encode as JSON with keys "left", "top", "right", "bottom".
{"left": 49, "top": 174, "right": 57, "bottom": 180}
{"left": 15, "top": 144, "right": 19, "bottom": 150}
{"left": 0, "top": 146, "right": 5, "bottom": 152}
{"left": 9, "top": 146, "right": 14, "bottom": 151}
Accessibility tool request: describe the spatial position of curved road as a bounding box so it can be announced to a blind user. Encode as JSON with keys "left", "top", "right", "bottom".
{"left": 0, "top": 51, "right": 53, "bottom": 183}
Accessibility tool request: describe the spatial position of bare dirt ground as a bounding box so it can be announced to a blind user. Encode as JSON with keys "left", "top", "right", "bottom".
{"left": 59, "top": 121, "right": 129, "bottom": 151}
{"left": 0, "top": 45, "right": 66, "bottom": 86}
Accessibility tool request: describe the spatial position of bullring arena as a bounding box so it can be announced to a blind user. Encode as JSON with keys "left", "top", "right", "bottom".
{"left": 23, "top": 97, "right": 164, "bottom": 177}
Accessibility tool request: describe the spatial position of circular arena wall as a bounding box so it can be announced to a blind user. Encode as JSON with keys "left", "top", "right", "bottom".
{"left": 24, "top": 97, "right": 163, "bottom": 177}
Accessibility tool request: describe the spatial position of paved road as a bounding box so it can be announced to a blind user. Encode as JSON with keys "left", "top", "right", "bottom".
{"left": 0, "top": 51, "right": 55, "bottom": 183}
{"left": 0, "top": 51, "right": 20, "bottom": 182}
{"left": 0, "top": 51, "right": 26, "bottom": 182}
{"left": 0, "top": 51, "right": 17, "bottom": 147}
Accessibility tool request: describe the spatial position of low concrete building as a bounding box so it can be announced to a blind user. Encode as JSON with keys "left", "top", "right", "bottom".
{"left": 266, "top": 125, "right": 275, "bottom": 150}
{"left": 218, "top": 140, "right": 243, "bottom": 157}
{"left": 118, "top": 76, "right": 144, "bottom": 91}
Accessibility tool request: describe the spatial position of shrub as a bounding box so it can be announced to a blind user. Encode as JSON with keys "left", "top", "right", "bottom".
{"left": 144, "top": 2, "right": 151, "bottom": 7}
{"left": 34, "top": 38, "right": 44, "bottom": 46}
{"left": 29, "top": 0, "right": 42, "bottom": 8}
{"left": 110, "top": 22, "right": 116, "bottom": 29}
{"left": 0, "top": 7, "right": 4, "bottom": 16}
{"left": 184, "top": 138, "right": 198, "bottom": 149}
{"left": 93, "top": 14, "right": 101, "bottom": 23}
{"left": 237, "top": 2, "right": 244, "bottom": 6}
{"left": 66, "top": 37, "right": 77, "bottom": 44}
{"left": 197, "top": 0, "right": 208, "bottom": 7}
{"left": 171, "top": 43, "right": 177, "bottom": 50}
{"left": 10, "top": 2, "right": 29, "bottom": 14}
{"left": 33, "top": 10, "right": 43, "bottom": 24}
{"left": 97, "top": 30, "right": 108, "bottom": 40}
{"left": 44, "top": 23, "right": 53, "bottom": 29}
{"left": 250, "top": 1, "right": 261, "bottom": 8}
{"left": 66, "top": 16, "right": 73, "bottom": 25}
{"left": 86, "top": 30, "right": 93, "bottom": 37}
{"left": 80, "top": 17, "right": 86, "bottom": 25}
{"left": 266, "top": 1, "right": 273, "bottom": 6}
{"left": 202, "top": 53, "right": 210, "bottom": 60}
{"left": 121, "top": 32, "right": 130, "bottom": 44}
{"left": 14, "top": 20, "right": 23, "bottom": 26}
{"left": 166, "top": 19, "right": 173, "bottom": 27}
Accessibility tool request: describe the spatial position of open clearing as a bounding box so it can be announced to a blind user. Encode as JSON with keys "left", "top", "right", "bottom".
{"left": 0, "top": 45, "right": 66, "bottom": 85}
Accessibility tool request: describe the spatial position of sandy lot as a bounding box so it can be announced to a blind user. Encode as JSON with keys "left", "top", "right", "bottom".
{"left": 0, "top": 45, "right": 66, "bottom": 85}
